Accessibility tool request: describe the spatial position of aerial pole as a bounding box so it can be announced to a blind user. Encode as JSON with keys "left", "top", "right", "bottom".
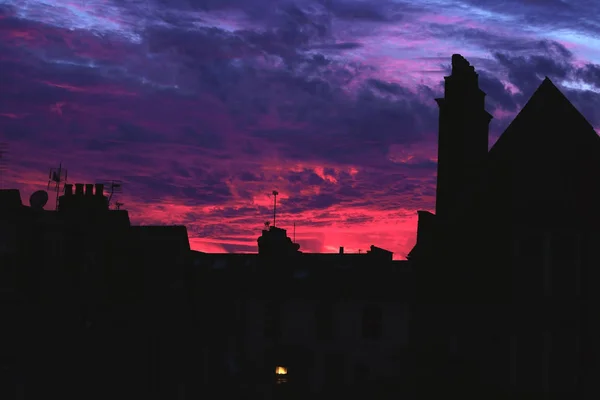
{"left": 99, "top": 179, "right": 123, "bottom": 209}
{"left": 272, "top": 190, "right": 279, "bottom": 227}
{"left": 48, "top": 162, "right": 68, "bottom": 210}
{"left": 0, "top": 142, "right": 7, "bottom": 189}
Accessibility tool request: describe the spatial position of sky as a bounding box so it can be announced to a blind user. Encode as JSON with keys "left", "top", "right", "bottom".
{"left": 1, "top": 0, "right": 600, "bottom": 259}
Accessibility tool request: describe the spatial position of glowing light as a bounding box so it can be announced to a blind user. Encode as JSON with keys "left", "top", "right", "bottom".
{"left": 275, "top": 366, "right": 287, "bottom": 375}
{"left": 275, "top": 365, "right": 288, "bottom": 384}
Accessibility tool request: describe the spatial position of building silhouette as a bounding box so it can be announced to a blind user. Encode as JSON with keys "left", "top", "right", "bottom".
{"left": 0, "top": 184, "right": 192, "bottom": 399}
{"left": 192, "top": 225, "right": 411, "bottom": 399}
{"left": 409, "top": 54, "right": 599, "bottom": 398}
{"left": 1, "top": 185, "right": 411, "bottom": 399}
{"left": 4, "top": 52, "right": 595, "bottom": 399}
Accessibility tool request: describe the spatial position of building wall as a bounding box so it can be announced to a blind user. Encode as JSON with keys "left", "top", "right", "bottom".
{"left": 242, "top": 298, "right": 410, "bottom": 393}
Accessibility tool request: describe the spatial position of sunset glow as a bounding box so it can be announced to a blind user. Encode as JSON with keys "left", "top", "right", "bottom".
{"left": 1, "top": 0, "right": 600, "bottom": 259}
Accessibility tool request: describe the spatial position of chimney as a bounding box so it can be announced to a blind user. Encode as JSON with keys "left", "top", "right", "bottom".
{"left": 339, "top": 246, "right": 344, "bottom": 254}
{"left": 75, "top": 183, "right": 84, "bottom": 195}
{"left": 85, "top": 184, "right": 94, "bottom": 196}
{"left": 64, "top": 184, "right": 73, "bottom": 196}
{"left": 95, "top": 183, "right": 104, "bottom": 197}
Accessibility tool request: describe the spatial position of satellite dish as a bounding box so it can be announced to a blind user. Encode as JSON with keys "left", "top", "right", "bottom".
{"left": 29, "top": 190, "right": 49, "bottom": 209}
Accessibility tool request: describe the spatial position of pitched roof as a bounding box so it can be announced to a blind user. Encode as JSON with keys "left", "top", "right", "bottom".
{"left": 489, "top": 77, "right": 600, "bottom": 162}
{"left": 484, "top": 77, "right": 600, "bottom": 224}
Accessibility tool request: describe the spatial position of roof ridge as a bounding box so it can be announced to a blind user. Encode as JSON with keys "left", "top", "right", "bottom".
{"left": 489, "top": 76, "right": 597, "bottom": 157}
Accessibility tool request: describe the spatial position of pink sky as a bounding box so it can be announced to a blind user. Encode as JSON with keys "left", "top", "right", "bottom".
{"left": 1, "top": 0, "right": 600, "bottom": 259}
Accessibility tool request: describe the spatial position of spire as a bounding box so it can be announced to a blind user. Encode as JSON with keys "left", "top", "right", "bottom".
{"left": 451, "top": 54, "right": 476, "bottom": 77}
{"left": 434, "top": 54, "right": 492, "bottom": 222}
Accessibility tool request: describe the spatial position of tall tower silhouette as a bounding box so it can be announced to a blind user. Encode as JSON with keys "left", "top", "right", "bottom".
{"left": 434, "top": 54, "right": 493, "bottom": 222}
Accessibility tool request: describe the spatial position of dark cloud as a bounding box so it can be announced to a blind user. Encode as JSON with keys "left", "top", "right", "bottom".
{"left": 575, "top": 64, "right": 600, "bottom": 88}
{"left": 454, "top": 0, "right": 600, "bottom": 36}
{"left": 342, "top": 214, "right": 374, "bottom": 224}
{"left": 367, "top": 79, "right": 413, "bottom": 97}
{"left": 427, "top": 25, "right": 575, "bottom": 59}
{"left": 136, "top": 18, "right": 433, "bottom": 167}
{"left": 238, "top": 171, "right": 263, "bottom": 182}
{"left": 286, "top": 170, "right": 325, "bottom": 185}
{"left": 124, "top": 171, "right": 233, "bottom": 205}
{"left": 561, "top": 88, "right": 600, "bottom": 129}
{"left": 325, "top": 1, "right": 406, "bottom": 23}
{"left": 478, "top": 72, "right": 518, "bottom": 112}
{"left": 308, "top": 42, "right": 362, "bottom": 50}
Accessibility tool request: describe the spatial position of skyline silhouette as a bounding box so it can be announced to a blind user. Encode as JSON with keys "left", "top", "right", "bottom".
{"left": 3, "top": 47, "right": 600, "bottom": 398}
{"left": 1, "top": 1, "right": 600, "bottom": 259}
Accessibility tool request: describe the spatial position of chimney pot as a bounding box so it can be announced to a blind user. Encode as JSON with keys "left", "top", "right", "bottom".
{"left": 75, "top": 183, "right": 84, "bottom": 195}
{"left": 339, "top": 246, "right": 344, "bottom": 254}
{"left": 64, "top": 184, "right": 73, "bottom": 196}
{"left": 95, "top": 183, "right": 104, "bottom": 196}
{"left": 85, "top": 184, "right": 94, "bottom": 196}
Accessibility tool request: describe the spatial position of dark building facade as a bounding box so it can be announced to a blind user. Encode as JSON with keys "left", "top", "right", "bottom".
{"left": 0, "top": 184, "right": 192, "bottom": 400}
{"left": 192, "top": 226, "right": 412, "bottom": 399}
{"left": 1, "top": 184, "right": 412, "bottom": 399}
{"left": 409, "top": 54, "right": 600, "bottom": 398}
{"left": 10, "top": 54, "right": 597, "bottom": 399}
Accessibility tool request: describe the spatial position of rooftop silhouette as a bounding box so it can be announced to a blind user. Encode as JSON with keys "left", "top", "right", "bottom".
{"left": 1, "top": 52, "right": 599, "bottom": 399}
{"left": 410, "top": 53, "right": 598, "bottom": 399}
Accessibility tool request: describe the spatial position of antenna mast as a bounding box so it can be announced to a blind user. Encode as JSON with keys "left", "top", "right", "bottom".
{"left": 47, "top": 162, "right": 68, "bottom": 210}
{"left": 0, "top": 142, "right": 7, "bottom": 190}
{"left": 102, "top": 180, "right": 123, "bottom": 209}
{"left": 272, "top": 190, "right": 279, "bottom": 227}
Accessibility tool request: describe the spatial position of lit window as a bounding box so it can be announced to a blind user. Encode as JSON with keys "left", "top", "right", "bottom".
{"left": 275, "top": 366, "right": 287, "bottom": 375}
{"left": 275, "top": 366, "right": 288, "bottom": 384}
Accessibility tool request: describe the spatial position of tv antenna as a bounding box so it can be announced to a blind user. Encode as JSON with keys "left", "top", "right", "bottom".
{"left": 100, "top": 180, "right": 123, "bottom": 209}
{"left": 0, "top": 142, "right": 8, "bottom": 189}
{"left": 47, "top": 162, "right": 67, "bottom": 210}
{"left": 272, "top": 190, "right": 279, "bottom": 227}
{"left": 115, "top": 201, "right": 124, "bottom": 210}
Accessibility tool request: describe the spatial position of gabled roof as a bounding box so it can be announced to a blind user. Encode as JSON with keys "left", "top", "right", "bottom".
{"left": 484, "top": 77, "right": 600, "bottom": 225}
{"left": 489, "top": 77, "right": 600, "bottom": 162}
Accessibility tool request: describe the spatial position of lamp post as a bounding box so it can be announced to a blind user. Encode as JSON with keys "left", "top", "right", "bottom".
{"left": 272, "top": 190, "right": 279, "bottom": 227}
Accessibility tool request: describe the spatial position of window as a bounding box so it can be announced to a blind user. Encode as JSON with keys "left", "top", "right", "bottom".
{"left": 264, "top": 301, "right": 281, "bottom": 339}
{"left": 354, "top": 362, "right": 370, "bottom": 383}
{"left": 362, "top": 304, "right": 383, "bottom": 339}
{"left": 315, "top": 301, "right": 334, "bottom": 340}
{"left": 323, "top": 354, "right": 345, "bottom": 387}
{"left": 275, "top": 365, "right": 288, "bottom": 384}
